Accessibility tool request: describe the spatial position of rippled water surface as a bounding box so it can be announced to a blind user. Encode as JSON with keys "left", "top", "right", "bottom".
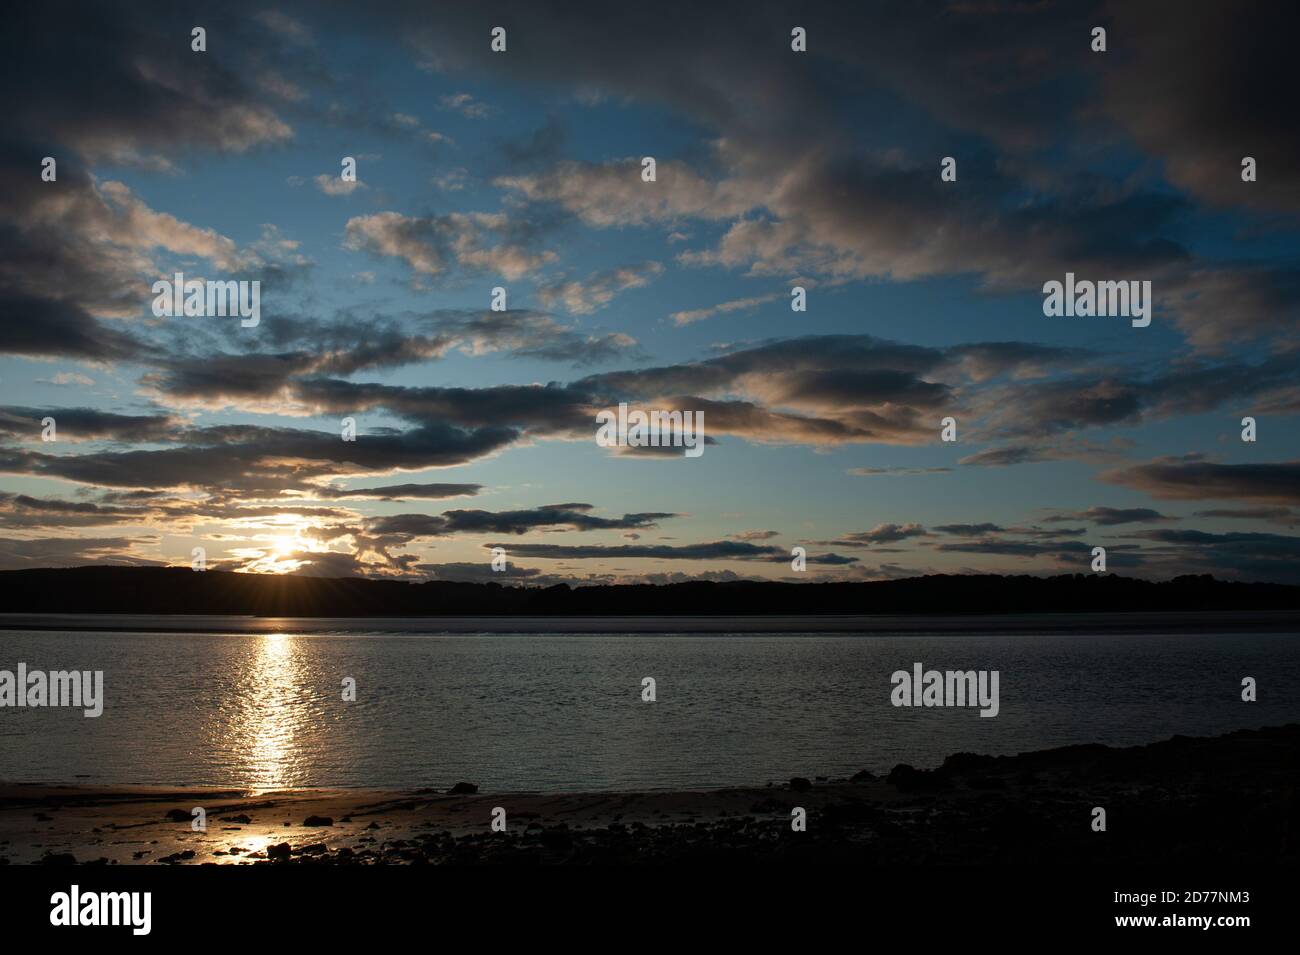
{"left": 2, "top": 628, "right": 1297, "bottom": 791}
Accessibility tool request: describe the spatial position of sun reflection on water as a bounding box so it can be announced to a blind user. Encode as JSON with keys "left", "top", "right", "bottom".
{"left": 228, "top": 632, "right": 313, "bottom": 792}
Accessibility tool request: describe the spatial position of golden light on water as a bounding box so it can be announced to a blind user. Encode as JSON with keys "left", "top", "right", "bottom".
{"left": 228, "top": 632, "right": 313, "bottom": 792}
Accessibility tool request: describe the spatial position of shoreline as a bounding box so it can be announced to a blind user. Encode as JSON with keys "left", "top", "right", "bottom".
{"left": 3, "top": 609, "right": 1299, "bottom": 634}
{"left": 4, "top": 723, "right": 1296, "bottom": 865}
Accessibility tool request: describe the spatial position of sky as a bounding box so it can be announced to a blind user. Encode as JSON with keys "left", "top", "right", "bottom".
{"left": 1, "top": 0, "right": 1298, "bottom": 585}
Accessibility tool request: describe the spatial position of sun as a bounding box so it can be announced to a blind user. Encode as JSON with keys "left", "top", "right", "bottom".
{"left": 231, "top": 532, "right": 316, "bottom": 575}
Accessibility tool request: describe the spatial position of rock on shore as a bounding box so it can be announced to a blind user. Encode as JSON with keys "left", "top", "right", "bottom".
{"left": 0, "top": 724, "right": 1294, "bottom": 865}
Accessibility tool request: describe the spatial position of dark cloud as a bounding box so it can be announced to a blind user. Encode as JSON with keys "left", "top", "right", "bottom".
{"left": 290, "top": 334, "right": 965, "bottom": 448}
{"left": 1159, "top": 268, "right": 1300, "bottom": 351}
{"left": 0, "top": 489, "right": 374, "bottom": 530}
{"left": 932, "top": 523, "right": 1003, "bottom": 536}
{"left": 367, "top": 505, "right": 676, "bottom": 538}
{"left": 573, "top": 335, "right": 1082, "bottom": 447}
{"left": 492, "top": 539, "right": 856, "bottom": 565}
{"left": 424, "top": 0, "right": 1295, "bottom": 346}
{"left": 4, "top": 3, "right": 293, "bottom": 165}
{"left": 144, "top": 333, "right": 454, "bottom": 405}
{"left": 0, "top": 535, "right": 158, "bottom": 569}
{"left": 969, "top": 352, "right": 1300, "bottom": 446}
{"left": 825, "top": 523, "right": 929, "bottom": 546}
{"left": 933, "top": 538, "right": 1085, "bottom": 557}
{"left": 0, "top": 407, "right": 182, "bottom": 443}
{"left": 315, "top": 483, "right": 482, "bottom": 501}
{"left": 933, "top": 537, "right": 1143, "bottom": 569}
{"left": 984, "top": 377, "right": 1143, "bottom": 437}
{"left": 0, "top": 492, "right": 146, "bottom": 529}
{"left": 1, "top": 423, "right": 517, "bottom": 492}
{"left": 497, "top": 115, "right": 567, "bottom": 168}
{"left": 0, "top": 292, "right": 144, "bottom": 362}
{"left": 1102, "top": 0, "right": 1300, "bottom": 214}
{"left": 0, "top": 1, "right": 311, "bottom": 364}
{"left": 959, "top": 445, "right": 1051, "bottom": 467}
{"left": 849, "top": 466, "right": 952, "bottom": 477}
{"left": 1129, "top": 528, "right": 1300, "bottom": 584}
{"left": 293, "top": 378, "right": 591, "bottom": 434}
{"left": 1102, "top": 456, "right": 1300, "bottom": 505}
{"left": 145, "top": 309, "right": 640, "bottom": 408}
{"left": 1193, "top": 507, "right": 1295, "bottom": 522}
{"left": 1006, "top": 525, "right": 1087, "bottom": 539}
{"left": 1044, "top": 506, "right": 1175, "bottom": 526}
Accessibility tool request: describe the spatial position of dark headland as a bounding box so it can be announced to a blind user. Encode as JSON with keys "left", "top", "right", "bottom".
{"left": 2, "top": 567, "right": 1299, "bottom": 622}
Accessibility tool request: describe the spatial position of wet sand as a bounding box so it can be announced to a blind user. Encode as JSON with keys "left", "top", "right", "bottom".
{"left": 3, "top": 723, "right": 1296, "bottom": 865}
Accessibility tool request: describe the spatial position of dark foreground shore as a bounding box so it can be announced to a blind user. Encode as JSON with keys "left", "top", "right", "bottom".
{"left": 2, "top": 724, "right": 1296, "bottom": 865}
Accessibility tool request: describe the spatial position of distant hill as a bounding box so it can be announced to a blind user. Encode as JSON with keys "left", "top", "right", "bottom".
{"left": 0, "top": 566, "right": 1297, "bottom": 617}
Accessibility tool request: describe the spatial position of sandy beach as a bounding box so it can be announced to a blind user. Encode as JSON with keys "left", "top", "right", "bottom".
{"left": 4, "top": 723, "right": 1295, "bottom": 865}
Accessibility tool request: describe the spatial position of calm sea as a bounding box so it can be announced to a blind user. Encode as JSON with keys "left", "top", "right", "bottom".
{"left": 2, "top": 625, "right": 1298, "bottom": 792}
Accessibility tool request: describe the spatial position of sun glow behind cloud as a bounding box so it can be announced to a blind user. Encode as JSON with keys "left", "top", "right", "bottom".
{"left": 230, "top": 521, "right": 331, "bottom": 574}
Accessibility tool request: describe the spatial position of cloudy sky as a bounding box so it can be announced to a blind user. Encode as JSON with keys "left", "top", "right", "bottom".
{"left": 2, "top": 0, "right": 1298, "bottom": 584}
